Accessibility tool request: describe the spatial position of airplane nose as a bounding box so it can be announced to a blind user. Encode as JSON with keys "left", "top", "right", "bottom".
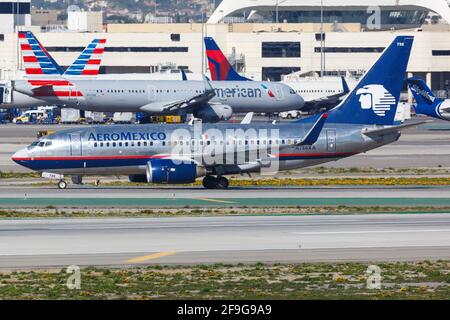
{"left": 12, "top": 148, "right": 29, "bottom": 165}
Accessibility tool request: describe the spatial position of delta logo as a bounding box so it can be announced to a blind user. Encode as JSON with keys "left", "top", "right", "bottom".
{"left": 261, "top": 84, "right": 276, "bottom": 98}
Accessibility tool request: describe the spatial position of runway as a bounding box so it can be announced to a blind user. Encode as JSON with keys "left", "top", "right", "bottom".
{"left": 2, "top": 185, "right": 450, "bottom": 207}
{"left": 1, "top": 214, "right": 449, "bottom": 268}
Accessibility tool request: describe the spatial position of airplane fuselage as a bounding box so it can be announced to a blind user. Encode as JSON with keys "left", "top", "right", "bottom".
{"left": 12, "top": 122, "right": 399, "bottom": 177}
{"left": 13, "top": 79, "right": 304, "bottom": 114}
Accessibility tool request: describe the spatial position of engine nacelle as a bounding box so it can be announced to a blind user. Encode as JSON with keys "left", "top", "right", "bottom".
{"left": 146, "top": 159, "right": 205, "bottom": 184}
{"left": 193, "top": 104, "right": 233, "bottom": 122}
{"left": 437, "top": 101, "right": 450, "bottom": 120}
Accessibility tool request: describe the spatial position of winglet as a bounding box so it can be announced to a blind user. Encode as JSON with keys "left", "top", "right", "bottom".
{"left": 181, "top": 69, "right": 188, "bottom": 81}
{"left": 341, "top": 77, "right": 350, "bottom": 94}
{"left": 297, "top": 113, "right": 328, "bottom": 146}
{"left": 241, "top": 112, "right": 254, "bottom": 124}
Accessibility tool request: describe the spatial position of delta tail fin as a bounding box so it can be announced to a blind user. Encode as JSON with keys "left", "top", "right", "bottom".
{"left": 327, "top": 36, "right": 414, "bottom": 125}
{"left": 64, "top": 39, "right": 106, "bottom": 77}
{"left": 204, "top": 37, "right": 250, "bottom": 81}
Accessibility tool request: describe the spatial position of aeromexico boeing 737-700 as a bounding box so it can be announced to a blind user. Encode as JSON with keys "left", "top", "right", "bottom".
{"left": 12, "top": 36, "right": 424, "bottom": 189}
{"left": 13, "top": 32, "right": 304, "bottom": 122}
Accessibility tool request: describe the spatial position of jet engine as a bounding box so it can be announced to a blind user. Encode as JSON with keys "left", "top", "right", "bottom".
{"left": 193, "top": 104, "right": 233, "bottom": 122}
{"left": 146, "top": 159, "right": 206, "bottom": 184}
{"left": 437, "top": 101, "right": 450, "bottom": 120}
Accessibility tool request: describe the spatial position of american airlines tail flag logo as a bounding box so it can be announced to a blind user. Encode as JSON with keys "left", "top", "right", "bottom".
{"left": 19, "top": 31, "right": 83, "bottom": 97}
{"left": 19, "top": 31, "right": 64, "bottom": 76}
{"left": 356, "top": 85, "right": 396, "bottom": 117}
{"left": 64, "top": 39, "right": 106, "bottom": 76}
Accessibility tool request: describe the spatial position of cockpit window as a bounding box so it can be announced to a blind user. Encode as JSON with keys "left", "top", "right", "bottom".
{"left": 45, "top": 141, "right": 52, "bottom": 147}
{"left": 38, "top": 141, "right": 45, "bottom": 147}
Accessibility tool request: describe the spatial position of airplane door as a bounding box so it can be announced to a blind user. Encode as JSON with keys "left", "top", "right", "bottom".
{"left": 70, "top": 133, "right": 82, "bottom": 156}
{"left": 0, "top": 87, "right": 4, "bottom": 103}
{"left": 274, "top": 84, "right": 284, "bottom": 101}
{"left": 148, "top": 86, "right": 156, "bottom": 101}
{"left": 326, "top": 130, "right": 336, "bottom": 152}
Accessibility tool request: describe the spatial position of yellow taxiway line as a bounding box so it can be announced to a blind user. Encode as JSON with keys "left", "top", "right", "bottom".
{"left": 127, "top": 251, "right": 177, "bottom": 263}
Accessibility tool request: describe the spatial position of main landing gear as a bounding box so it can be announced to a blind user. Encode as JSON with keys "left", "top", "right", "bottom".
{"left": 202, "top": 176, "right": 229, "bottom": 189}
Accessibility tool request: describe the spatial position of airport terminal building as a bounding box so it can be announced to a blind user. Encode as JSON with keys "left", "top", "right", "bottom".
{"left": 1, "top": 0, "right": 450, "bottom": 95}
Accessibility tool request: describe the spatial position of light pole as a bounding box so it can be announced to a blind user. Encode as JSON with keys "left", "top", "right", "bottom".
{"left": 276, "top": 0, "right": 279, "bottom": 23}
{"left": 320, "top": 0, "right": 324, "bottom": 77}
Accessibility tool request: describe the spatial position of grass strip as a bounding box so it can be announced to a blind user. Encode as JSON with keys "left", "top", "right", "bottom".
{"left": 0, "top": 206, "right": 449, "bottom": 218}
{"left": 0, "top": 261, "right": 448, "bottom": 300}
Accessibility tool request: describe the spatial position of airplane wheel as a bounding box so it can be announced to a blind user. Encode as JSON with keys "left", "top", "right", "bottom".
{"left": 216, "top": 177, "right": 229, "bottom": 189}
{"left": 57, "top": 180, "right": 67, "bottom": 190}
{"left": 202, "top": 176, "right": 217, "bottom": 189}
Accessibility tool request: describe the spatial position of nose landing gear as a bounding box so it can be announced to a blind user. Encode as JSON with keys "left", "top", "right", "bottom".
{"left": 202, "top": 176, "right": 229, "bottom": 189}
{"left": 57, "top": 180, "right": 68, "bottom": 190}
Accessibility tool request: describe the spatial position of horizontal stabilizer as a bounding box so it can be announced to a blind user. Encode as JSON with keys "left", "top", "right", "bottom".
{"left": 362, "top": 120, "right": 429, "bottom": 137}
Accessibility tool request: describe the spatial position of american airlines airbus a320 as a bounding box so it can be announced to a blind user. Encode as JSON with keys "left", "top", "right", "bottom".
{"left": 12, "top": 31, "right": 303, "bottom": 122}
{"left": 12, "top": 36, "right": 423, "bottom": 190}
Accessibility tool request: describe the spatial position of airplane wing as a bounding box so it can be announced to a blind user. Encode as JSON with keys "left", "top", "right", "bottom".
{"left": 140, "top": 76, "right": 216, "bottom": 113}
{"left": 362, "top": 120, "right": 429, "bottom": 138}
{"left": 301, "top": 77, "right": 351, "bottom": 114}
